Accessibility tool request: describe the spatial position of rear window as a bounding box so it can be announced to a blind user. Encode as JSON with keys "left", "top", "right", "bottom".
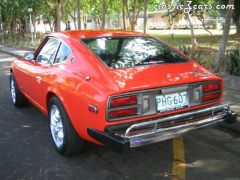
{"left": 81, "top": 36, "right": 188, "bottom": 69}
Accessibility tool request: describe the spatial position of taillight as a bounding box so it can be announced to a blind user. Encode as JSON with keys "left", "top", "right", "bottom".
{"left": 203, "top": 83, "right": 220, "bottom": 93}
{"left": 203, "top": 93, "right": 221, "bottom": 101}
{"left": 110, "top": 95, "right": 137, "bottom": 108}
{"left": 202, "top": 82, "right": 221, "bottom": 102}
{"left": 108, "top": 95, "right": 138, "bottom": 120}
{"left": 110, "top": 108, "right": 138, "bottom": 118}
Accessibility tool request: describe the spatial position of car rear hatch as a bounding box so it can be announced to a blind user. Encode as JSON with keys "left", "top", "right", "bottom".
{"left": 108, "top": 62, "right": 218, "bottom": 93}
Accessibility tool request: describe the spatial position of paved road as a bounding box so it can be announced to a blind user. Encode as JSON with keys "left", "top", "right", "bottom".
{"left": 1, "top": 52, "right": 240, "bottom": 180}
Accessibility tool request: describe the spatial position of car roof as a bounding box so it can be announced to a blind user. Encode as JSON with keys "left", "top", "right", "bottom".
{"left": 50, "top": 30, "right": 151, "bottom": 40}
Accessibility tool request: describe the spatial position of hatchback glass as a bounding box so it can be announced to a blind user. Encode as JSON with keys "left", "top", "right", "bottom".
{"left": 81, "top": 37, "right": 188, "bottom": 69}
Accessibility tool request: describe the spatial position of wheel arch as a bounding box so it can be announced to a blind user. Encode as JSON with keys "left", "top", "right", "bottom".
{"left": 46, "top": 87, "right": 67, "bottom": 114}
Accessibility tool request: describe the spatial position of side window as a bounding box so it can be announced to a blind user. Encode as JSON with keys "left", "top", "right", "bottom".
{"left": 54, "top": 43, "right": 72, "bottom": 64}
{"left": 37, "top": 38, "right": 60, "bottom": 64}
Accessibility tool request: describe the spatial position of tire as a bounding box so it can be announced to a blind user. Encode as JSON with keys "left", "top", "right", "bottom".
{"left": 10, "top": 73, "right": 28, "bottom": 107}
{"left": 48, "top": 96, "right": 85, "bottom": 156}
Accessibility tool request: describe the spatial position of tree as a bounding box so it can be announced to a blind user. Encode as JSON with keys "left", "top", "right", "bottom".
{"left": 191, "top": 0, "right": 218, "bottom": 37}
{"left": 101, "top": 0, "right": 106, "bottom": 29}
{"left": 186, "top": 0, "right": 217, "bottom": 50}
{"left": 215, "top": 0, "right": 235, "bottom": 70}
{"left": 77, "top": 0, "right": 81, "bottom": 29}
{"left": 143, "top": 0, "right": 148, "bottom": 33}
{"left": 219, "top": 0, "right": 240, "bottom": 35}
{"left": 123, "top": 0, "right": 143, "bottom": 31}
{"left": 54, "top": 0, "right": 63, "bottom": 31}
{"left": 122, "top": 1, "right": 126, "bottom": 30}
{"left": 0, "top": 0, "right": 44, "bottom": 41}
{"left": 0, "top": 3, "right": 3, "bottom": 43}
{"left": 186, "top": 13, "right": 198, "bottom": 52}
{"left": 232, "top": 2, "right": 240, "bottom": 35}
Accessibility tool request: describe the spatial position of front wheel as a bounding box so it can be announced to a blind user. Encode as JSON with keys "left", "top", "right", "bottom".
{"left": 48, "top": 96, "right": 85, "bottom": 156}
{"left": 9, "top": 74, "right": 28, "bottom": 107}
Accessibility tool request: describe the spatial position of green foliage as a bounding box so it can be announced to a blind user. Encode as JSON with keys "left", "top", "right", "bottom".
{"left": 224, "top": 45, "right": 240, "bottom": 76}
{"left": 179, "top": 44, "right": 201, "bottom": 61}
{"left": 218, "top": 0, "right": 240, "bottom": 15}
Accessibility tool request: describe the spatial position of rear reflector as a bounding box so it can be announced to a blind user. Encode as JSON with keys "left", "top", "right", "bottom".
{"left": 110, "top": 108, "right": 138, "bottom": 118}
{"left": 203, "top": 83, "right": 220, "bottom": 93}
{"left": 203, "top": 93, "right": 221, "bottom": 101}
{"left": 110, "top": 95, "right": 137, "bottom": 108}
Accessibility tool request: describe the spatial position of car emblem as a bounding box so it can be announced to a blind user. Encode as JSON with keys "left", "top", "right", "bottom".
{"left": 70, "top": 58, "right": 75, "bottom": 63}
{"left": 192, "top": 70, "right": 201, "bottom": 76}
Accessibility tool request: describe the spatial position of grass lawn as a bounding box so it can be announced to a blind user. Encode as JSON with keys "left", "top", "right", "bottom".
{"left": 151, "top": 33, "right": 240, "bottom": 70}
{"left": 152, "top": 34, "right": 240, "bottom": 49}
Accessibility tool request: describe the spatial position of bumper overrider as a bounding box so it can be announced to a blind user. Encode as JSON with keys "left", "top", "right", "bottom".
{"left": 87, "top": 104, "right": 236, "bottom": 153}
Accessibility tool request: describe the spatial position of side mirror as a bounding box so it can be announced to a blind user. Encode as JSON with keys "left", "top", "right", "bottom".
{"left": 24, "top": 53, "right": 35, "bottom": 60}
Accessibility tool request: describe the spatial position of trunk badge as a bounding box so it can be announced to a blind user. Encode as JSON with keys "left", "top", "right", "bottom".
{"left": 192, "top": 70, "right": 201, "bottom": 76}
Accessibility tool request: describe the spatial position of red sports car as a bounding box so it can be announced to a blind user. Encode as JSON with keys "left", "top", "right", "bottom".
{"left": 10, "top": 30, "right": 236, "bottom": 155}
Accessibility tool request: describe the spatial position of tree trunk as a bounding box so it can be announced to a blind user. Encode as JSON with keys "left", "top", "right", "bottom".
{"left": 10, "top": 20, "right": 15, "bottom": 35}
{"left": 185, "top": 13, "right": 197, "bottom": 52}
{"left": 43, "top": 23, "right": 47, "bottom": 33}
{"left": 49, "top": 21, "right": 53, "bottom": 32}
{"left": 25, "top": 18, "right": 29, "bottom": 41}
{"left": 122, "top": 1, "right": 126, "bottom": 30}
{"left": 214, "top": 0, "right": 235, "bottom": 71}
{"left": 77, "top": 0, "right": 81, "bottom": 29}
{"left": 19, "top": 19, "right": 26, "bottom": 37}
{"left": 70, "top": 10, "right": 77, "bottom": 30}
{"left": 134, "top": 5, "right": 140, "bottom": 30}
{"left": 124, "top": 0, "right": 131, "bottom": 30}
{"left": 101, "top": 0, "right": 106, "bottom": 29}
{"left": 0, "top": 5, "right": 4, "bottom": 43}
{"left": 198, "top": 16, "right": 213, "bottom": 36}
{"left": 54, "top": 0, "right": 63, "bottom": 32}
{"left": 124, "top": 0, "right": 141, "bottom": 31}
{"left": 143, "top": 0, "right": 148, "bottom": 33}
{"left": 33, "top": 18, "right": 36, "bottom": 39}
{"left": 233, "top": 15, "right": 240, "bottom": 35}
{"left": 97, "top": 17, "right": 101, "bottom": 28}
{"left": 83, "top": 15, "right": 87, "bottom": 29}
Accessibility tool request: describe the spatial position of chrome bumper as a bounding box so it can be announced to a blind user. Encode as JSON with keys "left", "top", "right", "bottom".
{"left": 124, "top": 104, "right": 236, "bottom": 147}
{"left": 87, "top": 104, "right": 236, "bottom": 153}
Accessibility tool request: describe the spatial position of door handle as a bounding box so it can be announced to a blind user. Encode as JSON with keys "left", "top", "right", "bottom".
{"left": 35, "top": 76, "right": 42, "bottom": 84}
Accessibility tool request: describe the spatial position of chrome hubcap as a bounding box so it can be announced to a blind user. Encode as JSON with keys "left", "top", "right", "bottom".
{"left": 50, "top": 105, "right": 64, "bottom": 148}
{"left": 10, "top": 78, "right": 16, "bottom": 104}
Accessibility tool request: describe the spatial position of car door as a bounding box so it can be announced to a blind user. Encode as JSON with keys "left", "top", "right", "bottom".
{"left": 23, "top": 37, "right": 61, "bottom": 110}
{"left": 31, "top": 39, "right": 72, "bottom": 111}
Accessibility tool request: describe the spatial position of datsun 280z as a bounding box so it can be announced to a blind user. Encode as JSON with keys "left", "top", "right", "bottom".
{"left": 10, "top": 30, "right": 236, "bottom": 155}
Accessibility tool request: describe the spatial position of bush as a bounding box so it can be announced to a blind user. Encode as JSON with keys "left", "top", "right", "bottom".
{"left": 179, "top": 45, "right": 216, "bottom": 70}
{"left": 224, "top": 48, "right": 240, "bottom": 76}
{"left": 179, "top": 45, "right": 201, "bottom": 62}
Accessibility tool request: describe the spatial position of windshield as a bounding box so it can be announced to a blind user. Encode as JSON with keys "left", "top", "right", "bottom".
{"left": 81, "top": 36, "right": 188, "bottom": 69}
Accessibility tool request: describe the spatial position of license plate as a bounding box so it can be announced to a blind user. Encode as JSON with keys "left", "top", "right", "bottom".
{"left": 156, "top": 91, "right": 188, "bottom": 113}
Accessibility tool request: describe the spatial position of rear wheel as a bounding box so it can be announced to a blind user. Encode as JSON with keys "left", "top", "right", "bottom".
{"left": 48, "top": 96, "right": 85, "bottom": 156}
{"left": 10, "top": 74, "right": 28, "bottom": 107}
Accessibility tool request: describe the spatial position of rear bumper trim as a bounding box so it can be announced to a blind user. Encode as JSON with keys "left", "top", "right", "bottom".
{"left": 88, "top": 104, "right": 236, "bottom": 153}
{"left": 87, "top": 128, "right": 130, "bottom": 153}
